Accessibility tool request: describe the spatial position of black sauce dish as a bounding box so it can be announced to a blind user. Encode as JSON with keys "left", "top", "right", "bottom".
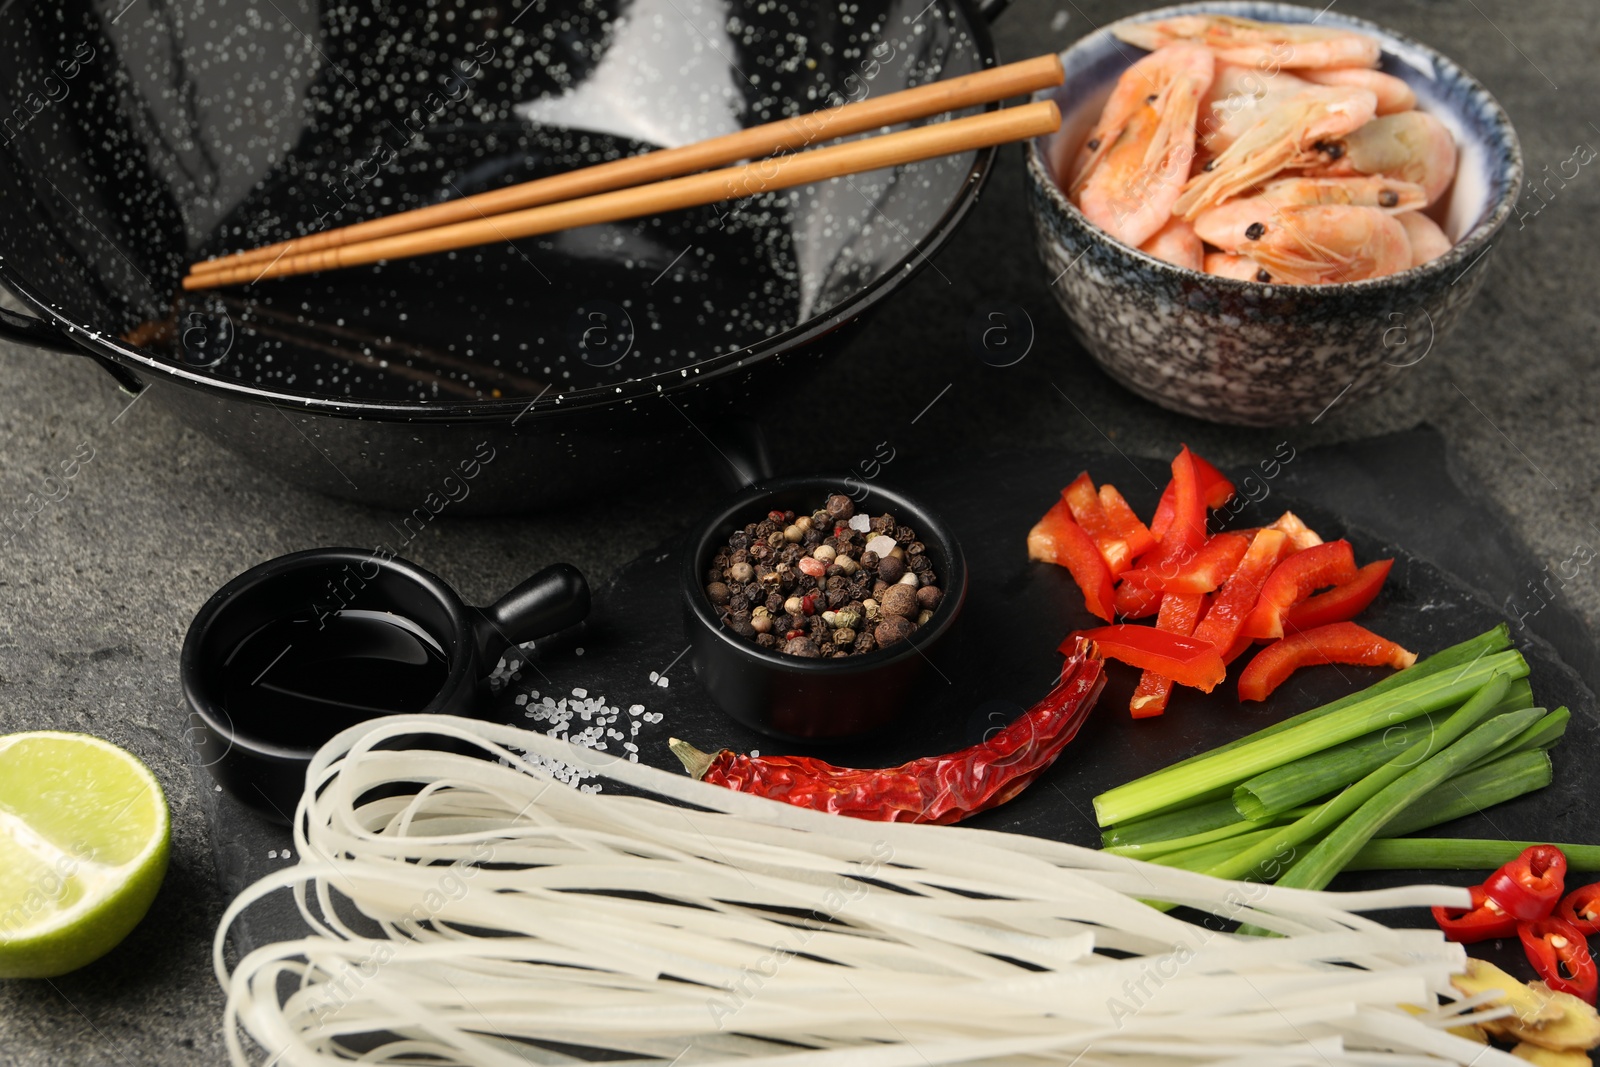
{"left": 182, "top": 548, "right": 589, "bottom": 822}
{"left": 681, "top": 477, "right": 966, "bottom": 743}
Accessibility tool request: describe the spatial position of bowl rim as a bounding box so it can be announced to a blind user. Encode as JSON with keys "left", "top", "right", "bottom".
{"left": 680, "top": 475, "right": 968, "bottom": 676}
{"left": 0, "top": 0, "right": 1002, "bottom": 422}
{"left": 1025, "top": 0, "right": 1525, "bottom": 294}
{"left": 179, "top": 547, "right": 478, "bottom": 761}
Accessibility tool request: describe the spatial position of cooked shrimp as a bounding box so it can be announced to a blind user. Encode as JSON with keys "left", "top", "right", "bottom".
{"left": 1396, "top": 210, "right": 1452, "bottom": 266}
{"left": 1301, "top": 110, "right": 1458, "bottom": 205}
{"left": 1072, "top": 42, "right": 1214, "bottom": 249}
{"left": 1240, "top": 205, "right": 1413, "bottom": 284}
{"left": 1301, "top": 67, "right": 1416, "bottom": 115}
{"left": 1199, "top": 62, "right": 1312, "bottom": 155}
{"left": 1066, "top": 45, "right": 1196, "bottom": 189}
{"left": 1192, "top": 197, "right": 1279, "bottom": 250}
{"left": 1204, "top": 252, "right": 1272, "bottom": 282}
{"left": 1255, "top": 175, "right": 1428, "bottom": 212}
{"left": 1173, "top": 86, "right": 1377, "bottom": 218}
{"left": 1114, "top": 15, "right": 1381, "bottom": 70}
{"left": 1140, "top": 217, "right": 1205, "bottom": 271}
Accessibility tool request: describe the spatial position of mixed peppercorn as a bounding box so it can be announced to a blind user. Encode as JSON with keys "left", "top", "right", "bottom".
{"left": 705, "top": 494, "right": 942, "bottom": 658}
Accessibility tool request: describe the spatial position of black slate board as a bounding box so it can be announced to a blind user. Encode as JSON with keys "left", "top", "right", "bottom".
{"left": 197, "top": 426, "right": 1599, "bottom": 987}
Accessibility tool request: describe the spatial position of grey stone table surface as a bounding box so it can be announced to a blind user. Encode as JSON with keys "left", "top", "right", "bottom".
{"left": 1, "top": 1, "right": 1597, "bottom": 1063}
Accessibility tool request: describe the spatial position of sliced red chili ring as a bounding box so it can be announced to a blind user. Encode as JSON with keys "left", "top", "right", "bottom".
{"left": 1432, "top": 884, "right": 1519, "bottom": 943}
{"left": 1519, "top": 916, "right": 1598, "bottom": 1004}
{"left": 1482, "top": 844, "right": 1567, "bottom": 921}
{"left": 1557, "top": 881, "right": 1600, "bottom": 937}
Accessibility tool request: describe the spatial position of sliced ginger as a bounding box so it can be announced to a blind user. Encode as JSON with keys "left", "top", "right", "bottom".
{"left": 1502, "top": 984, "right": 1600, "bottom": 1052}
{"left": 1511, "top": 1042, "right": 1590, "bottom": 1066}
{"left": 1452, "top": 959, "right": 1564, "bottom": 1027}
{"left": 1449, "top": 959, "right": 1600, "bottom": 1053}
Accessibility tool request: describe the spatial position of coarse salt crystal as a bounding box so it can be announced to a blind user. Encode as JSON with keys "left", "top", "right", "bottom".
{"left": 572, "top": 687, "right": 588, "bottom": 698}
{"left": 628, "top": 705, "right": 644, "bottom": 716}
{"left": 865, "top": 534, "right": 897, "bottom": 558}
{"left": 849, "top": 514, "right": 871, "bottom": 532}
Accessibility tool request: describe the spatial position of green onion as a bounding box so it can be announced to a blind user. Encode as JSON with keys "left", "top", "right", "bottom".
{"left": 1200, "top": 673, "right": 1516, "bottom": 883}
{"left": 1273, "top": 700, "right": 1539, "bottom": 891}
{"left": 1231, "top": 712, "right": 1444, "bottom": 821}
{"left": 1093, "top": 648, "right": 1527, "bottom": 827}
{"left": 1348, "top": 838, "right": 1600, "bottom": 872}
{"left": 1496, "top": 706, "right": 1569, "bottom": 757}
{"left": 1148, "top": 826, "right": 1286, "bottom": 870}
{"left": 1379, "top": 749, "right": 1552, "bottom": 838}
{"left": 1104, "top": 812, "right": 1291, "bottom": 860}
{"left": 1232, "top": 683, "right": 1537, "bottom": 821}
{"left": 1101, "top": 796, "right": 1253, "bottom": 847}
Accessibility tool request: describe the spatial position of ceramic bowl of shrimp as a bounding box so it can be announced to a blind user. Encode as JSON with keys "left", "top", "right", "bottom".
{"left": 1024, "top": 2, "right": 1522, "bottom": 426}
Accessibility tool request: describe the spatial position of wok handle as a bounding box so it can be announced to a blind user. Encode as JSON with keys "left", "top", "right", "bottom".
{"left": 0, "top": 304, "right": 145, "bottom": 394}
{"left": 472, "top": 563, "right": 592, "bottom": 666}
{"left": 0, "top": 303, "right": 79, "bottom": 354}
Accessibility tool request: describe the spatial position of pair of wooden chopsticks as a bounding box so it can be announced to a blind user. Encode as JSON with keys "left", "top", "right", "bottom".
{"left": 182, "top": 55, "right": 1064, "bottom": 290}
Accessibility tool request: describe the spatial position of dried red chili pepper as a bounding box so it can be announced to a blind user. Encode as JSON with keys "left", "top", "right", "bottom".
{"left": 668, "top": 641, "right": 1107, "bottom": 824}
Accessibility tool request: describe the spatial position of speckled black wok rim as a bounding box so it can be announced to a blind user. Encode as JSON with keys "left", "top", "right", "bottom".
{"left": 1025, "top": 0, "right": 1524, "bottom": 297}
{"left": 0, "top": 0, "right": 1000, "bottom": 423}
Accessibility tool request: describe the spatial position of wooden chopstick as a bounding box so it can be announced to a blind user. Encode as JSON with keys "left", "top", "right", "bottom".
{"left": 183, "top": 101, "right": 1060, "bottom": 289}
{"left": 187, "top": 54, "right": 1064, "bottom": 278}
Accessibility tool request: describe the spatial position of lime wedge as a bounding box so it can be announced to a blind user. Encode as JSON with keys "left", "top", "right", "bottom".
{"left": 0, "top": 732, "right": 170, "bottom": 979}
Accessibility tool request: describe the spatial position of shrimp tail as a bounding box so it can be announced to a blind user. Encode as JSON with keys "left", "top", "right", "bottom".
{"left": 1174, "top": 129, "right": 1300, "bottom": 218}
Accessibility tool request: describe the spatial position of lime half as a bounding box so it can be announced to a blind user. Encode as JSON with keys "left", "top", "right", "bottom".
{"left": 0, "top": 732, "right": 170, "bottom": 979}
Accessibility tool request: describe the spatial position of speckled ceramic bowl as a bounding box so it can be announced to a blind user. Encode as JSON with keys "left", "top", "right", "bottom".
{"left": 1025, "top": 1, "right": 1522, "bottom": 426}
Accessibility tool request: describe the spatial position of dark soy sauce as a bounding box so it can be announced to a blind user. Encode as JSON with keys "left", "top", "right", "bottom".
{"left": 220, "top": 610, "right": 449, "bottom": 747}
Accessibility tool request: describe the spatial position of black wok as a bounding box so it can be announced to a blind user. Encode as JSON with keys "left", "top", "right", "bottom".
{"left": 0, "top": 0, "right": 1007, "bottom": 511}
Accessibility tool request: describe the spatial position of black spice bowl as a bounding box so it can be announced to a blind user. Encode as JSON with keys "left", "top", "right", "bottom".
{"left": 681, "top": 477, "right": 967, "bottom": 743}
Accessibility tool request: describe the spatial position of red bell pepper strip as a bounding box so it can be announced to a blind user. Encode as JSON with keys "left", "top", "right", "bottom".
{"left": 1191, "top": 528, "right": 1288, "bottom": 661}
{"left": 1483, "top": 844, "right": 1568, "bottom": 921}
{"left": 1121, "top": 532, "right": 1251, "bottom": 595}
{"left": 1065, "top": 624, "right": 1226, "bottom": 693}
{"left": 1144, "top": 447, "right": 1210, "bottom": 581}
{"left": 1149, "top": 451, "right": 1235, "bottom": 540}
{"left": 1028, "top": 499, "right": 1116, "bottom": 622}
{"left": 1063, "top": 472, "right": 1132, "bottom": 574}
{"left": 1128, "top": 592, "right": 1206, "bottom": 719}
{"left": 1284, "top": 559, "right": 1394, "bottom": 632}
{"left": 1237, "top": 622, "right": 1418, "bottom": 702}
{"left": 1098, "top": 484, "right": 1157, "bottom": 559}
{"left": 1239, "top": 540, "right": 1359, "bottom": 640}
{"left": 1558, "top": 882, "right": 1600, "bottom": 936}
{"left": 1114, "top": 581, "right": 1163, "bottom": 620}
{"left": 1271, "top": 511, "right": 1325, "bottom": 552}
{"left": 1520, "top": 916, "right": 1598, "bottom": 1003}
{"left": 1432, "top": 884, "right": 1521, "bottom": 943}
